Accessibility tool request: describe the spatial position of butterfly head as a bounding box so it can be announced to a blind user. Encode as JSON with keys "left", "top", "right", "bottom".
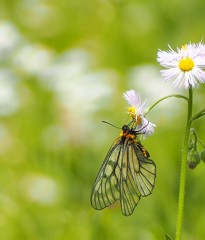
{"left": 120, "top": 125, "right": 136, "bottom": 140}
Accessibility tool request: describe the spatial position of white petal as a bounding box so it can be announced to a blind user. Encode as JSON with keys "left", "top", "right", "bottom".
{"left": 123, "top": 90, "right": 147, "bottom": 113}
{"left": 135, "top": 117, "right": 155, "bottom": 136}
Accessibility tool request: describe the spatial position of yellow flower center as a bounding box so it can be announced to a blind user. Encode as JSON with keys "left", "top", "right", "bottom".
{"left": 128, "top": 107, "right": 142, "bottom": 125}
{"left": 128, "top": 106, "right": 136, "bottom": 117}
{"left": 178, "top": 57, "right": 195, "bottom": 72}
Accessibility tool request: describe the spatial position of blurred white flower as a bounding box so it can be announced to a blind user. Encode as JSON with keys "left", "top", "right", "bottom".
{"left": 0, "top": 69, "right": 20, "bottom": 116}
{"left": 127, "top": 65, "right": 185, "bottom": 120}
{"left": 42, "top": 50, "right": 115, "bottom": 114}
{"left": 18, "top": 0, "right": 56, "bottom": 34}
{"left": 0, "top": 21, "right": 21, "bottom": 61}
{"left": 21, "top": 174, "right": 60, "bottom": 205}
{"left": 12, "top": 44, "right": 55, "bottom": 76}
{"left": 123, "top": 90, "right": 156, "bottom": 136}
{"left": 128, "top": 65, "right": 176, "bottom": 98}
{"left": 157, "top": 42, "right": 205, "bottom": 88}
{"left": 41, "top": 49, "right": 117, "bottom": 142}
{"left": 0, "top": 21, "right": 118, "bottom": 144}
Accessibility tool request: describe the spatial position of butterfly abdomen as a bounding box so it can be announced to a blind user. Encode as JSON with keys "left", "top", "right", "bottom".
{"left": 137, "top": 142, "right": 150, "bottom": 158}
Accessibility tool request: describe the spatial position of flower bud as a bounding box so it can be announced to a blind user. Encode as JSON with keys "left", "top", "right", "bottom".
{"left": 187, "top": 149, "right": 201, "bottom": 169}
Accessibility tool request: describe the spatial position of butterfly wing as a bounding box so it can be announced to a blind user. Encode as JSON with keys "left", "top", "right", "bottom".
{"left": 120, "top": 140, "right": 156, "bottom": 216}
{"left": 90, "top": 137, "right": 123, "bottom": 210}
{"left": 91, "top": 137, "right": 156, "bottom": 216}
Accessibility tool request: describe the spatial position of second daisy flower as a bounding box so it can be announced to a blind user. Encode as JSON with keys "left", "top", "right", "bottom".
{"left": 157, "top": 42, "right": 205, "bottom": 88}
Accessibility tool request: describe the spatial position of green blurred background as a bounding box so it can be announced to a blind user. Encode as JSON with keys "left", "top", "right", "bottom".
{"left": 0, "top": 0, "right": 205, "bottom": 239}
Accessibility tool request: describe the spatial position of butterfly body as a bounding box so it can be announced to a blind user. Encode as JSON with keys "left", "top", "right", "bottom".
{"left": 91, "top": 124, "right": 156, "bottom": 216}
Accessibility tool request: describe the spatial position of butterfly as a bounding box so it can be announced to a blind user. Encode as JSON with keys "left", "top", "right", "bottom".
{"left": 90, "top": 123, "right": 156, "bottom": 216}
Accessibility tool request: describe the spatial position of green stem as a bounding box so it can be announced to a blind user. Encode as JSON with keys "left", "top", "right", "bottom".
{"left": 147, "top": 94, "right": 188, "bottom": 113}
{"left": 175, "top": 87, "right": 193, "bottom": 240}
{"left": 191, "top": 108, "right": 205, "bottom": 121}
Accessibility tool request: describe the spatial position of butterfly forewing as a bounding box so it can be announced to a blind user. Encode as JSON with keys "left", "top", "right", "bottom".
{"left": 91, "top": 138, "right": 122, "bottom": 210}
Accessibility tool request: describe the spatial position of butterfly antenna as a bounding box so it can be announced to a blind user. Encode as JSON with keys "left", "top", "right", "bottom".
{"left": 102, "top": 121, "right": 121, "bottom": 129}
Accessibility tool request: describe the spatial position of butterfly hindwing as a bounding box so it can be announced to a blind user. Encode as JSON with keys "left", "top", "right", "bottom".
{"left": 120, "top": 139, "right": 141, "bottom": 216}
{"left": 132, "top": 142, "right": 156, "bottom": 196}
{"left": 120, "top": 139, "right": 156, "bottom": 215}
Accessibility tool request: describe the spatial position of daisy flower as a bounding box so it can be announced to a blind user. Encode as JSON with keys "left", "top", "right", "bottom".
{"left": 157, "top": 42, "right": 205, "bottom": 88}
{"left": 123, "top": 90, "right": 156, "bottom": 136}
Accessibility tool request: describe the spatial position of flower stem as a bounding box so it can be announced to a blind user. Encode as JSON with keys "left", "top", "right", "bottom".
{"left": 175, "top": 87, "right": 193, "bottom": 240}
{"left": 147, "top": 94, "right": 188, "bottom": 113}
{"left": 191, "top": 108, "right": 205, "bottom": 121}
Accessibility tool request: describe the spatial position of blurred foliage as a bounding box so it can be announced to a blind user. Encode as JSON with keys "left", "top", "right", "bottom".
{"left": 0, "top": 0, "right": 205, "bottom": 239}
